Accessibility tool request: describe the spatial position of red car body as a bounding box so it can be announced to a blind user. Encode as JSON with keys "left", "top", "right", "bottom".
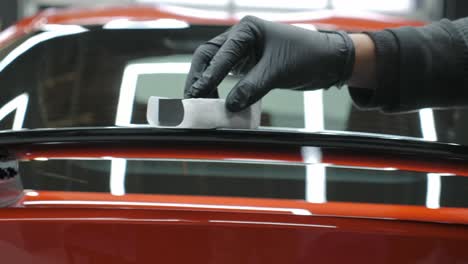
{"left": 1, "top": 5, "right": 467, "bottom": 264}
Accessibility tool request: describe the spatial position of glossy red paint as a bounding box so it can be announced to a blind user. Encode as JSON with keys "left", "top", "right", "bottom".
{"left": 0, "top": 5, "right": 425, "bottom": 48}
{"left": 21, "top": 191, "right": 468, "bottom": 225}
{"left": 11, "top": 142, "right": 468, "bottom": 176}
{"left": 40, "top": 6, "right": 426, "bottom": 29}
{"left": 14, "top": 143, "right": 303, "bottom": 163}
{"left": 1, "top": 194, "right": 467, "bottom": 263}
{"left": 0, "top": 6, "right": 456, "bottom": 263}
{"left": 323, "top": 150, "right": 468, "bottom": 176}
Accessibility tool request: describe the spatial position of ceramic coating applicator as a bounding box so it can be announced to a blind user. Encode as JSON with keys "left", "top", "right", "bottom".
{"left": 147, "top": 96, "right": 261, "bottom": 129}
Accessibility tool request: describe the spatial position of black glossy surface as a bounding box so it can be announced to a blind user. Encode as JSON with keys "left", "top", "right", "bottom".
{"left": 19, "top": 158, "right": 468, "bottom": 208}
{"left": 0, "top": 127, "right": 467, "bottom": 160}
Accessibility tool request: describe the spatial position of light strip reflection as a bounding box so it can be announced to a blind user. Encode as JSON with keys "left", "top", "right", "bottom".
{"left": 425, "top": 173, "right": 454, "bottom": 209}
{"left": 426, "top": 173, "right": 441, "bottom": 209}
{"left": 419, "top": 108, "right": 437, "bottom": 141}
{"left": 0, "top": 218, "right": 182, "bottom": 222}
{"left": 303, "top": 84, "right": 326, "bottom": 204}
{"left": 235, "top": 0, "right": 328, "bottom": 9}
{"left": 0, "top": 93, "right": 28, "bottom": 130}
{"left": 305, "top": 164, "right": 327, "bottom": 203}
{"left": 24, "top": 200, "right": 312, "bottom": 216}
{"left": 115, "top": 62, "right": 191, "bottom": 126}
{"left": 103, "top": 19, "right": 189, "bottom": 29}
{"left": 158, "top": 5, "right": 231, "bottom": 20}
{"left": 209, "top": 220, "right": 335, "bottom": 228}
{"left": 303, "top": 90, "right": 324, "bottom": 132}
{"left": 0, "top": 27, "right": 88, "bottom": 73}
{"left": 332, "top": 0, "right": 413, "bottom": 12}
{"left": 138, "top": 0, "right": 230, "bottom": 6}
{"left": 109, "top": 158, "right": 127, "bottom": 196}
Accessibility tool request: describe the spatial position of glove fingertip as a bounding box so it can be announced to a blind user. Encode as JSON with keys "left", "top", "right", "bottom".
{"left": 225, "top": 82, "right": 254, "bottom": 112}
{"left": 225, "top": 90, "right": 244, "bottom": 112}
{"left": 225, "top": 99, "right": 242, "bottom": 112}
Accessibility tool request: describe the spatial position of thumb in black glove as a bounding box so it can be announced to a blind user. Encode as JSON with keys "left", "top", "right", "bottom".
{"left": 184, "top": 15, "right": 355, "bottom": 112}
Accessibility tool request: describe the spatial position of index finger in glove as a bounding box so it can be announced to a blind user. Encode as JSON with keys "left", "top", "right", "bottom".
{"left": 189, "top": 21, "right": 256, "bottom": 98}
{"left": 184, "top": 32, "right": 228, "bottom": 98}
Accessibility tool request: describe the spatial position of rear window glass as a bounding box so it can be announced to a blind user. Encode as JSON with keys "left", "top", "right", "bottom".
{"left": 0, "top": 25, "right": 433, "bottom": 139}
{"left": 19, "top": 158, "right": 468, "bottom": 208}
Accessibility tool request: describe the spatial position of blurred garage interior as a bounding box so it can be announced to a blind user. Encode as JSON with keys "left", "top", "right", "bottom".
{"left": 1, "top": 0, "right": 468, "bottom": 144}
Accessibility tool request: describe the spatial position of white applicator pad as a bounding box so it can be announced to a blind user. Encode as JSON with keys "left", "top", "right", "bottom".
{"left": 147, "top": 96, "right": 261, "bottom": 129}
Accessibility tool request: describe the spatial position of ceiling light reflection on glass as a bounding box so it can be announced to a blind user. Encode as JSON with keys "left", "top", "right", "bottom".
{"left": 109, "top": 158, "right": 127, "bottom": 196}
{"left": 235, "top": 0, "right": 328, "bottom": 9}
{"left": 158, "top": 5, "right": 231, "bottom": 20}
{"left": 332, "top": 0, "right": 413, "bottom": 12}
{"left": 138, "top": 0, "right": 229, "bottom": 6}
{"left": 115, "top": 62, "right": 190, "bottom": 127}
{"left": 234, "top": 11, "right": 332, "bottom": 22}
{"left": 103, "top": 19, "right": 189, "bottom": 30}
{"left": 0, "top": 93, "right": 29, "bottom": 130}
{"left": 426, "top": 173, "right": 442, "bottom": 209}
{"left": 0, "top": 28, "right": 88, "bottom": 73}
{"left": 419, "top": 108, "right": 437, "bottom": 141}
{"left": 40, "top": 24, "right": 88, "bottom": 33}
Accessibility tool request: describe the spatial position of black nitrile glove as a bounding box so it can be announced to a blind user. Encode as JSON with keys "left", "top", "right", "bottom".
{"left": 184, "top": 16, "right": 355, "bottom": 112}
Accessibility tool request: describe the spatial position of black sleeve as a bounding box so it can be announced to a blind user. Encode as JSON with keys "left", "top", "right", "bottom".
{"left": 348, "top": 17, "right": 468, "bottom": 113}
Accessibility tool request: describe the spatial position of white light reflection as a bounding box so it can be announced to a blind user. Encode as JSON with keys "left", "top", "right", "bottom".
{"left": 0, "top": 93, "right": 28, "bottom": 130}
{"left": 23, "top": 200, "right": 312, "bottom": 215}
{"left": 115, "top": 62, "right": 190, "bottom": 126}
{"left": 0, "top": 27, "right": 87, "bottom": 73}
{"left": 332, "top": 0, "right": 413, "bottom": 12}
{"left": 234, "top": 9, "right": 393, "bottom": 22}
{"left": 302, "top": 147, "right": 326, "bottom": 204}
{"left": 419, "top": 108, "right": 437, "bottom": 141}
{"left": 235, "top": 0, "right": 328, "bottom": 9}
{"left": 158, "top": 5, "right": 231, "bottom": 20}
{"left": 234, "top": 11, "right": 331, "bottom": 21}
{"left": 426, "top": 173, "right": 454, "bottom": 209}
{"left": 40, "top": 24, "right": 89, "bottom": 33}
{"left": 209, "top": 220, "right": 335, "bottom": 228}
{"left": 138, "top": 0, "right": 229, "bottom": 6}
{"left": 0, "top": 27, "right": 17, "bottom": 44}
{"left": 303, "top": 90, "right": 324, "bottom": 132}
{"left": 302, "top": 78, "right": 326, "bottom": 204}
{"left": 24, "top": 191, "right": 39, "bottom": 197}
{"left": 110, "top": 158, "right": 127, "bottom": 196}
{"left": 103, "top": 19, "right": 189, "bottom": 29}
{"left": 305, "top": 164, "right": 327, "bottom": 203}
{"left": 330, "top": 165, "right": 398, "bottom": 171}
{"left": 426, "top": 173, "right": 441, "bottom": 209}
{"left": 0, "top": 217, "right": 182, "bottom": 222}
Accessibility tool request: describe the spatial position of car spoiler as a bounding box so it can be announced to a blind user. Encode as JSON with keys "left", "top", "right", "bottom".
{"left": 0, "top": 127, "right": 465, "bottom": 159}
{"left": 0, "top": 126, "right": 467, "bottom": 208}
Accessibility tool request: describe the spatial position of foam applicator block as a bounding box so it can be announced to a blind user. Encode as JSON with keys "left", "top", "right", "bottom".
{"left": 147, "top": 96, "right": 261, "bottom": 129}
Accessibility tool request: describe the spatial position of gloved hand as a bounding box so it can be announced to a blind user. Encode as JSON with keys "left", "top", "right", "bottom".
{"left": 184, "top": 15, "right": 355, "bottom": 112}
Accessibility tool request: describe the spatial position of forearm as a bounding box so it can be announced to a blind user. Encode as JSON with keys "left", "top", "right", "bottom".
{"left": 347, "top": 18, "right": 468, "bottom": 112}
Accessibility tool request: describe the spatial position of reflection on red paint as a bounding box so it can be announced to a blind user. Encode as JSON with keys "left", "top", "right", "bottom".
{"left": 0, "top": 5, "right": 425, "bottom": 48}
{"left": 0, "top": 190, "right": 466, "bottom": 263}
